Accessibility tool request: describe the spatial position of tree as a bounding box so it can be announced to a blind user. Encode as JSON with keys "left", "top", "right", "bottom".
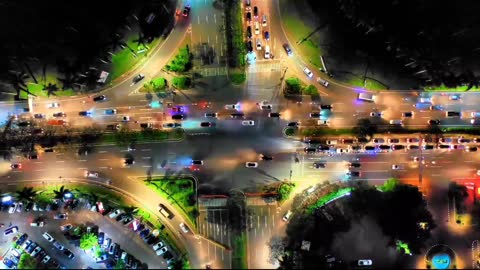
{"left": 43, "top": 82, "right": 59, "bottom": 96}
{"left": 379, "top": 178, "right": 399, "bottom": 192}
{"left": 278, "top": 182, "right": 296, "bottom": 201}
{"left": 143, "top": 77, "right": 167, "bottom": 92}
{"left": 107, "top": 33, "right": 127, "bottom": 53}
{"left": 18, "top": 253, "right": 37, "bottom": 269}
{"left": 165, "top": 46, "right": 192, "bottom": 72}
{"left": 172, "top": 76, "right": 191, "bottom": 89}
{"left": 80, "top": 233, "right": 98, "bottom": 250}
{"left": 285, "top": 77, "right": 302, "bottom": 94}
{"left": 115, "top": 260, "right": 126, "bottom": 269}
{"left": 9, "top": 71, "right": 35, "bottom": 100}
{"left": 133, "top": 32, "right": 148, "bottom": 49}
{"left": 123, "top": 205, "right": 139, "bottom": 218}
{"left": 53, "top": 185, "right": 70, "bottom": 200}
{"left": 58, "top": 72, "right": 79, "bottom": 90}
{"left": 268, "top": 236, "right": 287, "bottom": 265}
{"left": 114, "top": 128, "right": 137, "bottom": 147}
{"left": 353, "top": 118, "right": 377, "bottom": 140}
{"left": 16, "top": 186, "right": 37, "bottom": 202}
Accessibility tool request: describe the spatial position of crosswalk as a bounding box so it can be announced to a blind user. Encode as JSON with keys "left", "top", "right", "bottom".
{"left": 196, "top": 67, "right": 228, "bottom": 77}
{"left": 247, "top": 61, "right": 282, "bottom": 74}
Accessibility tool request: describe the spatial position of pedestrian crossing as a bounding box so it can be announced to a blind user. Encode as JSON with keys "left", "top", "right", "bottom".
{"left": 196, "top": 67, "right": 228, "bottom": 77}
{"left": 247, "top": 61, "right": 282, "bottom": 74}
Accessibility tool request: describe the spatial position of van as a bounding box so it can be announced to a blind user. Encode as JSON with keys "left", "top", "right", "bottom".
{"left": 357, "top": 92, "right": 375, "bottom": 102}
{"left": 264, "top": 45, "right": 270, "bottom": 59}
{"left": 389, "top": 119, "right": 403, "bottom": 125}
{"left": 254, "top": 22, "right": 260, "bottom": 35}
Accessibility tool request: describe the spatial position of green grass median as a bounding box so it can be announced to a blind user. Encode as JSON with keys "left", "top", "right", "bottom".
{"left": 145, "top": 178, "right": 198, "bottom": 226}
{"left": 100, "top": 129, "right": 185, "bottom": 145}
{"left": 231, "top": 232, "right": 248, "bottom": 269}
{"left": 425, "top": 84, "right": 480, "bottom": 92}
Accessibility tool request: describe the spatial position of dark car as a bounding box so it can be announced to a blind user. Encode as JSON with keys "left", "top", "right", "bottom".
{"left": 264, "top": 31, "right": 270, "bottom": 40}
{"left": 446, "top": 111, "right": 460, "bottom": 117}
{"left": 428, "top": 119, "right": 440, "bottom": 125}
{"left": 116, "top": 213, "right": 127, "bottom": 222}
{"left": 423, "top": 144, "right": 435, "bottom": 150}
{"left": 347, "top": 171, "right": 360, "bottom": 177}
{"left": 438, "top": 144, "right": 451, "bottom": 149}
{"left": 313, "top": 162, "right": 326, "bottom": 169}
{"left": 230, "top": 113, "right": 244, "bottom": 118}
{"left": 26, "top": 242, "right": 37, "bottom": 254}
{"left": 123, "top": 216, "right": 133, "bottom": 225}
{"left": 204, "top": 112, "right": 218, "bottom": 118}
{"left": 253, "top": 6, "right": 258, "bottom": 17}
{"left": 246, "top": 12, "right": 252, "bottom": 22}
{"left": 25, "top": 202, "right": 33, "bottom": 212}
{"left": 391, "top": 144, "right": 405, "bottom": 150}
{"left": 304, "top": 147, "right": 316, "bottom": 153}
{"left": 317, "top": 145, "right": 330, "bottom": 151}
{"left": 98, "top": 232, "right": 105, "bottom": 245}
{"left": 16, "top": 233, "right": 28, "bottom": 246}
{"left": 140, "top": 229, "right": 150, "bottom": 239}
{"left": 183, "top": 4, "right": 191, "bottom": 17}
{"left": 402, "top": 111, "right": 413, "bottom": 118}
{"left": 200, "top": 122, "right": 215, "bottom": 127}
{"left": 172, "top": 114, "right": 185, "bottom": 120}
{"left": 63, "top": 249, "right": 74, "bottom": 259}
{"left": 78, "top": 111, "right": 91, "bottom": 117}
{"left": 106, "top": 124, "right": 120, "bottom": 131}
{"left": 287, "top": 122, "right": 299, "bottom": 127}
{"left": 132, "top": 74, "right": 145, "bottom": 84}
{"left": 144, "top": 234, "right": 155, "bottom": 243}
{"left": 260, "top": 154, "right": 273, "bottom": 160}
{"left": 320, "top": 105, "right": 333, "bottom": 110}
{"left": 378, "top": 145, "right": 391, "bottom": 151}
{"left": 349, "top": 162, "right": 361, "bottom": 168}
{"left": 309, "top": 112, "right": 321, "bottom": 118}
{"left": 246, "top": 26, "right": 252, "bottom": 39}
{"left": 268, "top": 112, "right": 280, "bottom": 118}
{"left": 53, "top": 112, "right": 66, "bottom": 118}
{"left": 124, "top": 157, "right": 135, "bottom": 166}
{"left": 93, "top": 95, "right": 106, "bottom": 102}
{"left": 33, "top": 128, "right": 44, "bottom": 135}
{"left": 246, "top": 41, "right": 253, "bottom": 52}
{"left": 34, "top": 113, "right": 45, "bottom": 119}
{"left": 365, "top": 146, "right": 375, "bottom": 151}
{"left": 283, "top": 43, "right": 292, "bottom": 56}
{"left": 3, "top": 258, "right": 14, "bottom": 268}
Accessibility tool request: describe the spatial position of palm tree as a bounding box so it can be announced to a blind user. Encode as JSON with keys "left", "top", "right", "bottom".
{"left": 78, "top": 70, "right": 100, "bottom": 90}
{"left": 16, "top": 186, "right": 37, "bottom": 202}
{"left": 9, "top": 71, "right": 35, "bottom": 100}
{"left": 133, "top": 32, "right": 148, "bottom": 49}
{"left": 53, "top": 185, "right": 70, "bottom": 200}
{"left": 107, "top": 33, "right": 127, "bottom": 53}
{"left": 74, "top": 189, "right": 98, "bottom": 204}
{"left": 58, "top": 73, "right": 79, "bottom": 90}
{"left": 43, "top": 82, "right": 59, "bottom": 96}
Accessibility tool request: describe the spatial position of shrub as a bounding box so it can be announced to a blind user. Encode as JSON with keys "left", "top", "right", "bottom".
{"left": 285, "top": 77, "right": 302, "bottom": 94}
{"left": 172, "top": 76, "right": 192, "bottom": 89}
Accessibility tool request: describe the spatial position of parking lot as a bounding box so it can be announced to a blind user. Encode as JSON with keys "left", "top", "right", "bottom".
{"left": 0, "top": 202, "right": 167, "bottom": 269}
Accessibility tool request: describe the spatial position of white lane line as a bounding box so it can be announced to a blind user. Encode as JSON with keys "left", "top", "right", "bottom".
{"left": 139, "top": 109, "right": 153, "bottom": 111}
{"left": 78, "top": 160, "right": 87, "bottom": 162}
{"left": 364, "top": 170, "right": 389, "bottom": 173}
{"left": 142, "top": 165, "right": 152, "bottom": 168}
{"left": 206, "top": 15, "right": 208, "bottom": 24}
{"left": 198, "top": 16, "right": 200, "bottom": 25}
{"left": 141, "top": 149, "right": 151, "bottom": 152}
{"left": 208, "top": 35, "right": 210, "bottom": 44}
{"left": 99, "top": 159, "right": 108, "bottom": 161}
{"left": 99, "top": 151, "right": 108, "bottom": 153}
{"left": 142, "top": 157, "right": 151, "bottom": 159}
{"left": 466, "top": 160, "right": 475, "bottom": 163}
{"left": 34, "top": 169, "right": 45, "bottom": 172}
{"left": 78, "top": 168, "right": 88, "bottom": 170}
{"left": 139, "top": 117, "right": 152, "bottom": 119}
{"left": 99, "top": 166, "right": 108, "bottom": 169}
{"left": 216, "top": 34, "right": 218, "bottom": 44}
{"left": 214, "top": 13, "right": 216, "bottom": 24}
{"left": 139, "top": 99, "right": 148, "bottom": 102}
{"left": 56, "top": 160, "right": 65, "bottom": 163}
{"left": 34, "top": 161, "right": 43, "bottom": 164}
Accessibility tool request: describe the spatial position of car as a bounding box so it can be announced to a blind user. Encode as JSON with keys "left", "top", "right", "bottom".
{"left": 438, "top": 144, "right": 451, "bottom": 149}
{"left": 25, "top": 241, "right": 36, "bottom": 254}
{"left": 225, "top": 104, "right": 239, "bottom": 110}
{"left": 406, "top": 138, "right": 419, "bottom": 143}
{"left": 122, "top": 116, "right": 131, "bottom": 122}
{"left": 42, "top": 255, "right": 51, "bottom": 264}
{"left": 391, "top": 144, "right": 405, "bottom": 150}
{"left": 346, "top": 171, "right": 361, "bottom": 177}
{"left": 156, "top": 246, "right": 168, "bottom": 256}
{"left": 132, "top": 74, "right": 145, "bottom": 84}
{"left": 317, "top": 78, "right": 329, "bottom": 87}
{"left": 446, "top": 111, "right": 461, "bottom": 117}
{"left": 16, "top": 233, "right": 27, "bottom": 246}
{"left": 171, "top": 106, "right": 185, "bottom": 113}
{"left": 253, "top": 6, "right": 258, "bottom": 17}
{"left": 413, "top": 156, "right": 425, "bottom": 163}
{"left": 204, "top": 112, "right": 218, "bottom": 118}
{"left": 34, "top": 113, "right": 46, "bottom": 119}
{"left": 245, "top": 162, "right": 258, "bottom": 168}
{"left": 116, "top": 213, "right": 128, "bottom": 222}
{"left": 104, "top": 109, "right": 117, "bottom": 115}
{"left": 287, "top": 122, "right": 299, "bottom": 127}
{"left": 53, "top": 241, "right": 65, "bottom": 250}
{"left": 7, "top": 203, "right": 17, "bottom": 214}
{"left": 282, "top": 210, "right": 292, "bottom": 222}
{"left": 182, "top": 4, "right": 191, "bottom": 17}
{"left": 389, "top": 119, "right": 403, "bottom": 125}
{"left": 322, "top": 104, "right": 335, "bottom": 111}
{"left": 342, "top": 139, "right": 357, "bottom": 144}
{"left": 106, "top": 124, "right": 121, "bottom": 130}
{"left": 246, "top": 40, "right": 253, "bottom": 52}
{"left": 96, "top": 254, "right": 108, "bottom": 263}
{"left": 283, "top": 43, "right": 293, "bottom": 56}
{"left": 241, "top": 120, "right": 255, "bottom": 126}
{"left": 317, "top": 120, "right": 330, "bottom": 126}
{"left": 349, "top": 162, "right": 361, "bottom": 168}
{"left": 60, "top": 224, "right": 73, "bottom": 231}
{"left": 246, "top": 12, "right": 251, "bottom": 22}
{"left": 370, "top": 111, "right": 383, "bottom": 117}
{"left": 317, "top": 145, "right": 330, "bottom": 152}
{"left": 172, "top": 114, "right": 185, "bottom": 120}
{"left": 388, "top": 138, "right": 400, "bottom": 144}
{"left": 262, "top": 15, "right": 267, "bottom": 26}
{"left": 264, "top": 31, "right": 270, "bottom": 40}
{"left": 153, "top": 241, "right": 164, "bottom": 251}
{"left": 304, "top": 147, "right": 316, "bottom": 153}
{"left": 313, "top": 162, "right": 326, "bottom": 169}
{"left": 103, "top": 238, "right": 112, "bottom": 249}
{"left": 93, "top": 95, "right": 106, "bottom": 102}
{"left": 3, "top": 258, "right": 15, "bottom": 268}
{"left": 31, "top": 246, "right": 42, "bottom": 257}
{"left": 256, "top": 38, "right": 262, "bottom": 50}
{"left": 4, "top": 226, "right": 18, "bottom": 236}
{"left": 16, "top": 202, "right": 23, "bottom": 213}
{"left": 50, "top": 260, "right": 60, "bottom": 269}
{"left": 372, "top": 138, "right": 385, "bottom": 144}
{"left": 358, "top": 259, "right": 373, "bottom": 266}
{"left": 260, "top": 154, "right": 273, "bottom": 161}
{"left": 191, "top": 160, "right": 204, "bottom": 166}
{"left": 163, "top": 122, "right": 182, "bottom": 128}
{"left": 97, "top": 232, "right": 105, "bottom": 245}
{"left": 63, "top": 249, "right": 75, "bottom": 259}
{"left": 303, "top": 67, "right": 313, "bottom": 78}
{"left": 449, "top": 94, "right": 461, "bottom": 100}
{"left": 47, "top": 102, "right": 60, "bottom": 108}
{"left": 268, "top": 112, "right": 280, "bottom": 118}
{"left": 392, "top": 164, "right": 403, "bottom": 170}
{"left": 309, "top": 112, "right": 321, "bottom": 118}
{"left": 230, "top": 112, "right": 245, "bottom": 119}
{"left": 458, "top": 137, "right": 471, "bottom": 143}
{"left": 42, "top": 232, "right": 55, "bottom": 242}
{"left": 84, "top": 170, "right": 99, "bottom": 178}
{"left": 246, "top": 26, "right": 252, "bottom": 39}
{"left": 109, "top": 209, "right": 124, "bottom": 219}
{"left": 402, "top": 111, "right": 414, "bottom": 118}
{"left": 54, "top": 213, "right": 68, "bottom": 220}
{"left": 53, "top": 112, "right": 66, "bottom": 118}
{"left": 466, "top": 146, "right": 478, "bottom": 152}
{"left": 428, "top": 119, "right": 440, "bottom": 125}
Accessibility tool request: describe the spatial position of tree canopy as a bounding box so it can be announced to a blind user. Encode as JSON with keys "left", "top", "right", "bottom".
{"left": 80, "top": 233, "right": 99, "bottom": 250}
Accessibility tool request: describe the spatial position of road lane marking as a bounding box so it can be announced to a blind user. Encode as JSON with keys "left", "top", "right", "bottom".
{"left": 99, "top": 167, "right": 108, "bottom": 169}
{"left": 214, "top": 13, "right": 216, "bottom": 24}
{"left": 141, "top": 149, "right": 151, "bottom": 152}
{"left": 56, "top": 160, "right": 65, "bottom": 163}
{"left": 142, "top": 165, "right": 152, "bottom": 168}
{"left": 198, "top": 16, "right": 200, "bottom": 25}
{"left": 34, "top": 169, "right": 45, "bottom": 172}
{"left": 78, "top": 168, "right": 88, "bottom": 170}
{"left": 99, "top": 159, "right": 108, "bottom": 161}
{"left": 78, "top": 160, "right": 87, "bottom": 162}
{"left": 98, "top": 151, "right": 108, "bottom": 153}
{"left": 142, "top": 157, "right": 151, "bottom": 159}
{"left": 206, "top": 15, "right": 208, "bottom": 24}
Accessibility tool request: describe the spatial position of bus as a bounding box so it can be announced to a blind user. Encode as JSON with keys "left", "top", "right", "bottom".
{"left": 357, "top": 92, "right": 375, "bottom": 102}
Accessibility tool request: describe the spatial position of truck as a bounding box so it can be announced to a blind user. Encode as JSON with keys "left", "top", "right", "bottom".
{"left": 357, "top": 92, "right": 375, "bottom": 102}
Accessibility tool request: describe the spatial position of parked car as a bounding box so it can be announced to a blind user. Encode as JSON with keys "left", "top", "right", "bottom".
{"left": 156, "top": 246, "right": 168, "bottom": 256}
{"left": 54, "top": 213, "right": 68, "bottom": 220}
{"left": 109, "top": 209, "right": 124, "bottom": 219}
{"left": 53, "top": 241, "right": 65, "bottom": 251}
{"left": 60, "top": 224, "right": 73, "bottom": 231}
{"left": 63, "top": 249, "right": 75, "bottom": 259}
{"left": 4, "top": 226, "right": 18, "bottom": 236}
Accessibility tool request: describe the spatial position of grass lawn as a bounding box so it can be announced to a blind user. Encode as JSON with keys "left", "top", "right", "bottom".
{"left": 307, "top": 187, "right": 352, "bottom": 214}
{"left": 279, "top": 0, "right": 323, "bottom": 69}
{"left": 100, "top": 129, "right": 185, "bottom": 144}
{"left": 231, "top": 232, "right": 248, "bottom": 269}
{"left": 110, "top": 35, "right": 161, "bottom": 81}
{"left": 301, "top": 128, "right": 354, "bottom": 136}
{"left": 425, "top": 84, "right": 480, "bottom": 92}
{"left": 146, "top": 178, "right": 197, "bottom": 226}
{"left": 21, "top": 72, "right": 77, "bottom": 99}
{"left": 347, "top": 76, "right": 388, "bottom": 90}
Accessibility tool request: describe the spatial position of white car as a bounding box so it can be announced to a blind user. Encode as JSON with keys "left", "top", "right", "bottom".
{"left": 152, "top": 241, "right": 164, "bottom": 251}
{"left": 179, "top": 223, "right": 189, "bottom": 233}
{"left": 156, "top": 246, "right": 168, "bottom": 256}
{"left": 358, "top": 259, "right": 373, "bottom": 266}
{"left": 42, "top": 255, "right": 51, "bottom": 264}
{"left": 242, "top": 120, "right": 255, "bottom": 126}
{"left": 84, "top": 171, "right": 99, "bottom": 178}
{"left": 262, "top": 15, "right": 267, "bottom": 26}
{"left": 303, "top": 67, "right": 313, "bottom": 78}
{"left": 42, "top": 232, "right": 55, "bottom": 242}
{"left": 47, "top": 102, "right": 60, "bottom": 108}
{"left": 109, "top": 209, "right": 124, "bottom": 219}
{"left": 224, "top": 104, "right": 239, "bottom": 110}
{"left": 282, "top": 210, "right": 292, "bottom": 222}
{"left": 122, "top": 116, "right": 131, "bottom": 122}
{"left": 370, "top": 112, "right": 383, "bottom": 117}
{"left": 316, "top": 78, "right": 329, "bottom": 87}
{"left": 317, "top": 120, "right": 330, "bottom": 126}
{"left": 257, "top": 100, "right": 272, "bottom": 110}
{"left": 245, "top": 162, "right": 258, "bottom": 168}
{"left": 391, "top": 164, "right": 403, "bottom": 170}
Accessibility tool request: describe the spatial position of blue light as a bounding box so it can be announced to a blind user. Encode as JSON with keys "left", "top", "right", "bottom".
{"left": 150, "top": 101, "right": 162, "bottom": 109}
